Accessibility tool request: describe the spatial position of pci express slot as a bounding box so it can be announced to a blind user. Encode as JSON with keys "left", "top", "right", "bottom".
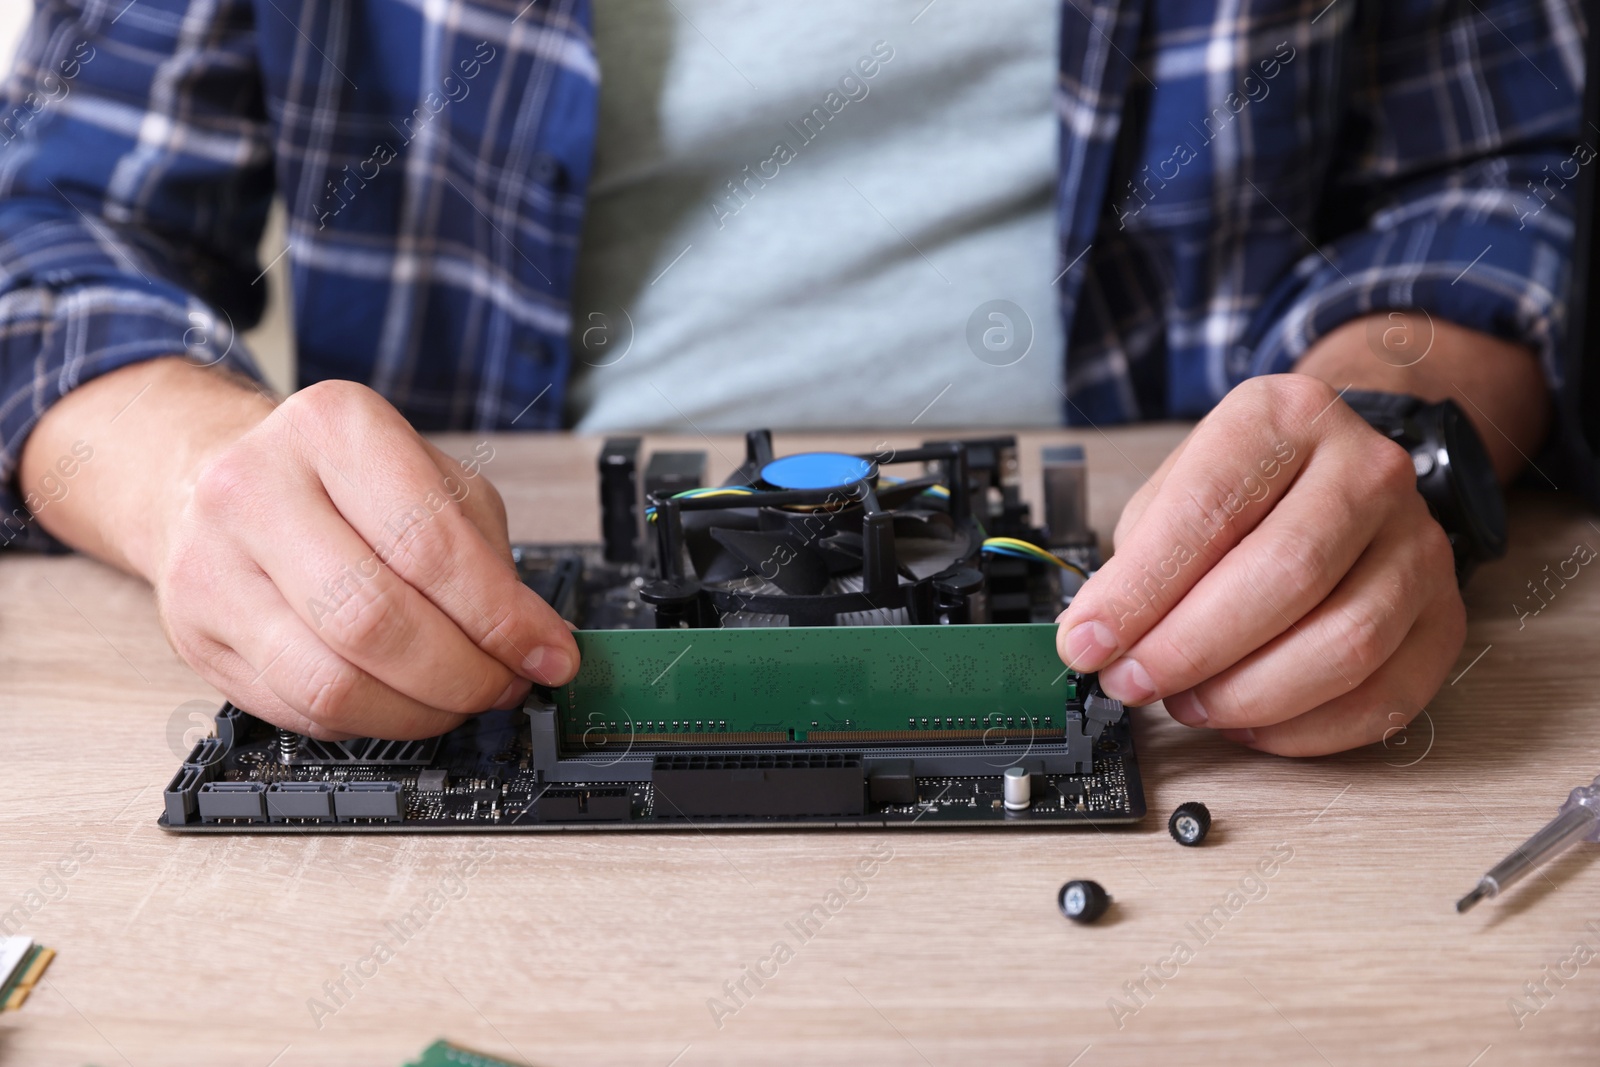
{"left": 651, "top": 753, "right": 865, "bottom": 818}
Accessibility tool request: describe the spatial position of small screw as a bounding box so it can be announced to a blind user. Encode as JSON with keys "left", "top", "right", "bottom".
{"left": 1168, "top": 801, "right": 1212, "bottom": 846}
{"left": 1058, "top": 879, "right": 1111, "bottom": 924}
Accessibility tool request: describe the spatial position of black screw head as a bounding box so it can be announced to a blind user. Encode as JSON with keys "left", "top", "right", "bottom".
{"left": 1168, "top": 801, "right": 1212, "bottom": 846}
{"left": 1058, "top": 879, "right": 1111, "bottom": 924}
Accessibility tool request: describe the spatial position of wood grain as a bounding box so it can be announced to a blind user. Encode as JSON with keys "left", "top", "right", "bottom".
{"left": 1, "top": 426, "right": 1597, "bottom": 1066}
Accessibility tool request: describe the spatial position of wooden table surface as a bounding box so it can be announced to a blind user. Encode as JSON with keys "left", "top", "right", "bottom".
{"left": 3, "top": 426, "right": 1599, "bottom": 1066}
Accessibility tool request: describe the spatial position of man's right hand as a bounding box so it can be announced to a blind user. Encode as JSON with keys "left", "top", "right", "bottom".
{"left": 18, "top": 359, "right": 579, "bottom": 740}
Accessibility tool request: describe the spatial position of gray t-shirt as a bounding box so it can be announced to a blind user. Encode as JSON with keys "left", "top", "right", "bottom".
{"left": 566, "top": 0, "right": 1062, "bottom": 432}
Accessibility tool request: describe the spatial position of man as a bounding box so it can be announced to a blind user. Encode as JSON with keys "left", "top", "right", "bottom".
{"left": 0, "top": 0, "right": 1582, "bottom": 754}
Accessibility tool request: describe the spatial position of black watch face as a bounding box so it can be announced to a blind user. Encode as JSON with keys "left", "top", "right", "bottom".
{"left": 1440, "top": 403, "right": 1507, "bottom": 558}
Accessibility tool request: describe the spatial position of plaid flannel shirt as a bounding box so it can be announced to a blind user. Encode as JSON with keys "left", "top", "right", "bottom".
{"left": 0, "top": 0, "right": 1585, "bottom": 549}
{"left": 1058, "top": 0, "right": 1585, "bottom": 421}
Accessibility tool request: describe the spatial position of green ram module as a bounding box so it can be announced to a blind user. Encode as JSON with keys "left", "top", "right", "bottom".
{"left": 553, "top": 624, "right": 1078, "bottom": 744}
{"left": 405, "top": 1039, "right": 531, "bottom": 1067}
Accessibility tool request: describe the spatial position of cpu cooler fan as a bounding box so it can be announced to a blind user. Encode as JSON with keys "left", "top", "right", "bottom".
{"left": 640, "top": 430, "right": 995, "bottom": 628}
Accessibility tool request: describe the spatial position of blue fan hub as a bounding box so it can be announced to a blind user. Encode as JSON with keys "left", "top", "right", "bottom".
{"left": 759, "top": 452, "right": 875, "bottom": 492}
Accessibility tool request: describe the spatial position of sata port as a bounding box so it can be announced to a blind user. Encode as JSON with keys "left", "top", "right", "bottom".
{"left": 266, "top": 781, "right": 337, "bottom": 823}
{"left": 333, "top": 781, "right": 404, "bottom": 822}
{"left": 197, "top": 781, "right": 267, "bottom": 823}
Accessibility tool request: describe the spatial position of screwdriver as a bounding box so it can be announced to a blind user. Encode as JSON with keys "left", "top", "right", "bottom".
{"left": 1457, "top": 774, "right": 1600, "bottom": 913}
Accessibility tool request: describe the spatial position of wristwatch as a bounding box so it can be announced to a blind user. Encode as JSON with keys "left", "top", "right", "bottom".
{"left": 1341, "top": 390, "right": 1507, "bottom": 583}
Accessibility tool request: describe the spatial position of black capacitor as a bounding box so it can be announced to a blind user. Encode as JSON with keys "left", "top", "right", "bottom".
{"left": 599, "top": 437, "right": 641, "bottom": 563}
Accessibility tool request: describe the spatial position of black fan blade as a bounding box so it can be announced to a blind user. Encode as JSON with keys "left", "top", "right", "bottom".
{"left": 699, "top": 547, "right": 755, "bottom": 585}
{"left": 809, "top": 530, "right": 865, "bottom": 573}
{"left": 709, "top": 528, "right": 831, "bottom": 596}
{"left": 896, "top": 536, "right": 968, "bottom": 579}
{"left": 684, "top": 505, "right": 760, "bottom": 579}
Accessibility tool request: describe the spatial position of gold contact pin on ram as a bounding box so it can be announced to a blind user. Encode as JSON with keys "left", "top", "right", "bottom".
{"left": 0, "top": 937, "right": 56, "bottom": 1012}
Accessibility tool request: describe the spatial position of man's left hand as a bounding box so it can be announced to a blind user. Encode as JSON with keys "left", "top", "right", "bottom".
{"left": 1055, "top": 373, "right": 1465, "bottom": 756}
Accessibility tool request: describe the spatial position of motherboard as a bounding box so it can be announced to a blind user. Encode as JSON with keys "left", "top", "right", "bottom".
{"left": 158, "top": 432, "right": 1146, "bottom": 833}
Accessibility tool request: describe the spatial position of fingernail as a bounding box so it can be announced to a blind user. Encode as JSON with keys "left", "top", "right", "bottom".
{"left": 1165, "top": 690, "right": 1209, "bottom": 728}
{"left": 1100, "top": 658, "right": 1156, "bottom": 706}
{"left": 493, "top": 678, "right": 532, "bottom": 710}
{"left": 1220, "top": 728, "right": 1257, "bottom": 746}
{"left": 1061, "top": 620, "right": 1117, "bottom": 671}
{"left": 522, "top": 645, "right": 574, "bottom": 686}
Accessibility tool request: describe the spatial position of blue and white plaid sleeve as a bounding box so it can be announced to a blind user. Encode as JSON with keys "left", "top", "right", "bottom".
{"left": 0, "top": 0, "right": 272, "bottom": 551}
{"left": 1244, "top": 0, "right": 1586, "bottom": 388}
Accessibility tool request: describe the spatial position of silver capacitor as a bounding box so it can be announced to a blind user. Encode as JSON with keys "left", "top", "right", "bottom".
{"left": 1003, "top": 766, "right": 1032, "bottom": 811}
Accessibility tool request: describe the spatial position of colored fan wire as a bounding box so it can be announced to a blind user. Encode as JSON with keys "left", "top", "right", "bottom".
{"left": 878, "top": 474, "right": 950, "bottom": 499}
{"left": 645, "top": 485, "right": 757, "bottom": 522}
{"left": 980, "top": 536, "right": 1090, "bottom": 579}
{"left": 645, "top": 479, "right": 950, "bottom": 521}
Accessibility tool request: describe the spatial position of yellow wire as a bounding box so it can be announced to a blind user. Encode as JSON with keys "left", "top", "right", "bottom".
{"left": 878, "top": 475, "right": 950, "bottom": 498}
{"left": 982, "top": 537, "right": 1089, "bottom": 579}
{"left": 646, "top": 486, "right": 756, "bottom": 522}
{"left": 678, "top": 488, "right": 754, "bottom": 499}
